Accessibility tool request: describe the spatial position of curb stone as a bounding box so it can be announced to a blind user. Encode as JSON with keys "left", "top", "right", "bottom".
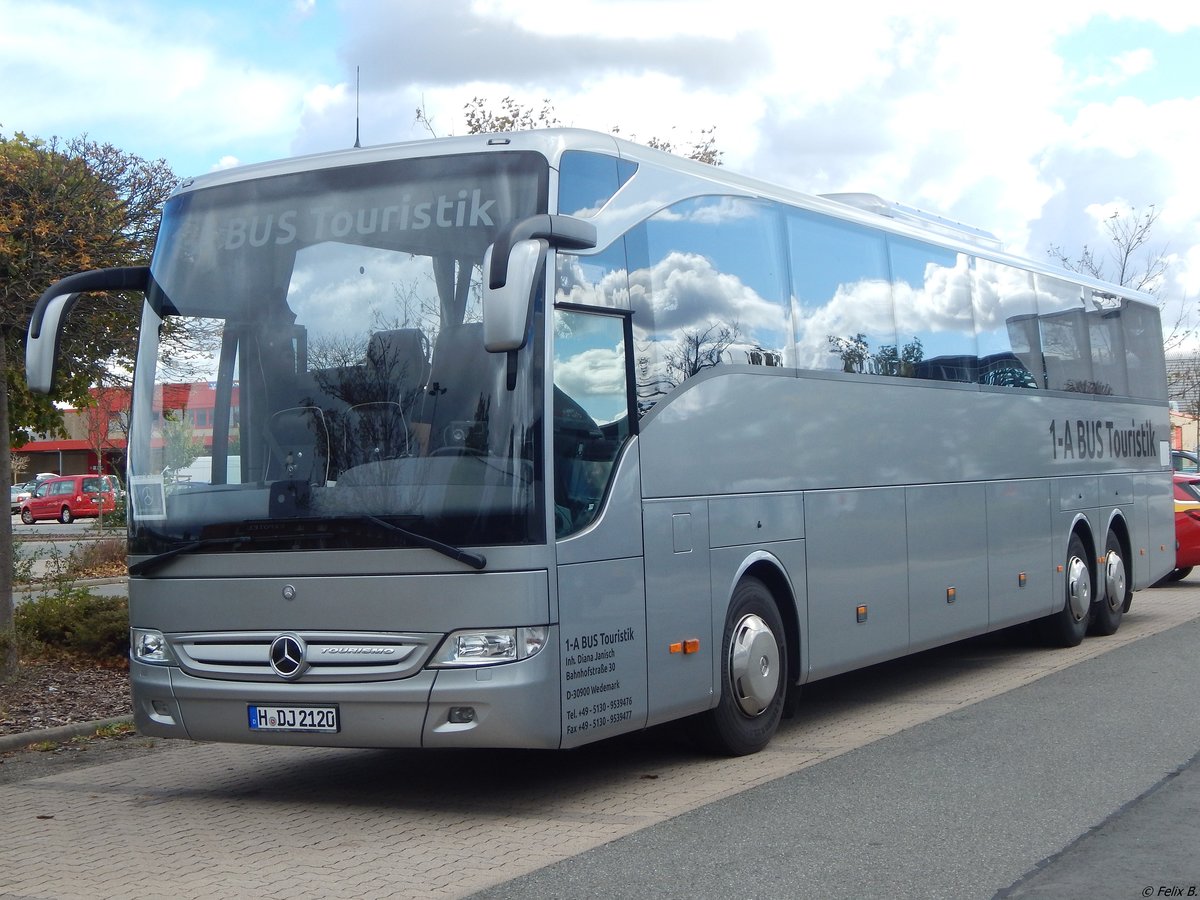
{"left": 0, "top": 715, "right": 135, "bottom": 753}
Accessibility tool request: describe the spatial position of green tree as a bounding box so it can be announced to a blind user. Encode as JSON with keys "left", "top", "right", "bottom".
{"left": 1, "top": 130, "right": 176, "bottom": 677}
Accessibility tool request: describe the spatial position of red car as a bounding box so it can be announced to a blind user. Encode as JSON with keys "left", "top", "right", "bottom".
{"left": 18, "top": 474, "right": 116, "bottom": 524}
{"left": 1165, "top": 472, "right": 1200, "bottom": 582}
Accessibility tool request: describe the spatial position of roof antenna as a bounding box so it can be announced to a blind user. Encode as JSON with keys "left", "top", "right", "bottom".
{"left": 353, "top": 65, "right": 361, "bottom": 149}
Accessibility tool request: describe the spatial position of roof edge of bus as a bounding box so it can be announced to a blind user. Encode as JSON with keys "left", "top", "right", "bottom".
{"left": 166, "top": 127, "right": 1159, "bottom": 306}
{"left": 172, "top": 128, "right": 626, "bottom": 194}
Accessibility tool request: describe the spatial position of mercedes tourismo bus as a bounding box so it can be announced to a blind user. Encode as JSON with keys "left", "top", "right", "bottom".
{"left": 26, "top": 128, "right": 1174, "bottom": 755}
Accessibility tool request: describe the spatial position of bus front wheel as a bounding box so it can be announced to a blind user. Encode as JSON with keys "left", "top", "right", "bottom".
{"left": 1039, "top": 532, "right": 1092, "bottom": 647}
{"left": 693, "top": 576, "right": 787, "bottom": 756}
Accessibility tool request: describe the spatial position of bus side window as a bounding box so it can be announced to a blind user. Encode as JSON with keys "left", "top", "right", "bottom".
{"left": 631, "top": 196, "right": 790, "bottom": 408}
{"left": 558, "top": 150, "right": 636, "bottom": 218}
{"left": 788, "top": 210, "right": 893, "bottom": 374}
{"left": 552, "top": 308, "right": 632, "bottom": 538}
{"left": 972, "top": 259, "right": 1042, "bottom": 389}
{"left": 1037, "top": 276, "right": 1096, "bottom": 393}
{"left": 887, "top": 237, "right": 976, "bottom": 382}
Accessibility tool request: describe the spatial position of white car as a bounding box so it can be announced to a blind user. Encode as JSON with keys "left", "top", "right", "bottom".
{"left": 10, "top": 482, "right": 33, "bottom": 514}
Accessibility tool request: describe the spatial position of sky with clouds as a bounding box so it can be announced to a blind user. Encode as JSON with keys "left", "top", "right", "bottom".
{"left": 2, "top": 0, "right": 1198, "bottom": 340}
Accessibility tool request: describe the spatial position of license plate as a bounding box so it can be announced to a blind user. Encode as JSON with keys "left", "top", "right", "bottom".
{"left": 248, "top": 704, "right": 339, "bottom": 733}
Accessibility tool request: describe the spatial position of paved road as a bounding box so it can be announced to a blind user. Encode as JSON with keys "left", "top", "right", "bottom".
{"left": 475, "top": 595, "right": 1200, "bottom": 900}
{"left": 9, "top": 511, "right": 119, "bottom": 537}
{"left": 1, "top": 583, "right": 1198, "bottom": 899}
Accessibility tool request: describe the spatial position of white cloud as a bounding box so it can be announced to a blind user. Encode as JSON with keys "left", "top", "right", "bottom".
{"left": 2, "top": 0, "right": 1197, "bottom": 344}
{"left": 0, "top": 0, "right": 314, "bottom": 174}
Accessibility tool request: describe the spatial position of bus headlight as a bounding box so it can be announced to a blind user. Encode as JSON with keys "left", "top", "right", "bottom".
{"left": 431, "top": 626, "right": 548, "bottom": 667}
{"left": 131, "top": 628, "right": 175, "bottom": 665}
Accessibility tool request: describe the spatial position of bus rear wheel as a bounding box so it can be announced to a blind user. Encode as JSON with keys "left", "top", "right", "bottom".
{"left": 1039, "top": 533, "right": 1092, "bottom": 647}
{"left": 1089, "top": 531, "right": 1127, "bottom": 636}
{"left": 692, "top": 576, "right": 787, "bottom": 756}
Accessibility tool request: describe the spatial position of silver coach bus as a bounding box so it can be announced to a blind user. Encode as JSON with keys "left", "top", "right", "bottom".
{"left": 27, "top": 129, "right": 1173, "bottom": 755}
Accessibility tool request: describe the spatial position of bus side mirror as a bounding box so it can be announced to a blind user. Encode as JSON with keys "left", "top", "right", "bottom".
{"left": 26, "top": 266, "right": 149, "bottom": 394}
{"left": 482, "top": 239, "right": 544, "bottom": 353}
{"left": 482, "top": 214, "right": 597, "bottom": 354}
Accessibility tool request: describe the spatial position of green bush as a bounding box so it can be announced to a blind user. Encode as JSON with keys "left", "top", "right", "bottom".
{"left": 15, "top": 589, "right": 129, "bottom": 663}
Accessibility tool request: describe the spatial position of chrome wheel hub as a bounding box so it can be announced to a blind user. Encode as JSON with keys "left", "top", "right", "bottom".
{"left": 1066, "top": 554, "right": 1091, "bottom": 622}
{"left": 729, "top": 613, "right": 781, "bottom": 717}
{"left": 1104, "top": 550, "right": 1126, "bottom": 612}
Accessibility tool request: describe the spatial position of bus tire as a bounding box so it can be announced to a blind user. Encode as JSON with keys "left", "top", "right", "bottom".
{"left": 693, "top": 576, "right": 787, "bottom": 756}
{"left": 1039, "top": 532, "right": 1092, "bottom": 647}
{"left": 1089, "top": 531, "right": 1127, "bottom": 636}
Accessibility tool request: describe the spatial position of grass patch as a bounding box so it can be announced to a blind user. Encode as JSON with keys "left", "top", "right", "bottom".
{"left": 91, "top": 721, "right": 135, "bottom": 739}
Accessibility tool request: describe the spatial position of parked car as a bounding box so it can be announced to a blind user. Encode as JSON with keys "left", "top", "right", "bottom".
{"left": 1172, "top": 449, "right": 1200, "bottom": 474}
{"left": 1162, "top": 472, "right": 1200, "bottom": 583}
{"left": 18, "top": 474, "right": 116, "bottom": 524}
{"left": 100, "top": 474, "right": 125, "bottom": 501}
{"left": 9, "top": 481, "right": 34, "bottom": 515}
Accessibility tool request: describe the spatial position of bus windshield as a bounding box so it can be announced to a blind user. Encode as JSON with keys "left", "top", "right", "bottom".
{"left": 126, "top": 151, "right": 549, "bottom": 556}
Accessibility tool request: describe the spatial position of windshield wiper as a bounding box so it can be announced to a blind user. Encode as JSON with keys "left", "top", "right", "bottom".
{"left": 129, "top": 536, "right": 250, "bottom": 577}
{"left": 129, "top": 517, "right": 487, "bottom": 575}
{"left": 357, "top": 515, "right": 487, "bottom": 570}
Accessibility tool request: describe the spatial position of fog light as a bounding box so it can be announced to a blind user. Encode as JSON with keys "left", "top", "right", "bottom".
{"left": 448, "top": 706, "right": 476, "bottom": 724}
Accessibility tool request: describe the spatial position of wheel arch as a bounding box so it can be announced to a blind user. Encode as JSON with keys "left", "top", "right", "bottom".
{"left": 1068, "top": 513, "right": 1097, "bottom": 573}
{"left": 726, "top": 552, "right": 801, "bottom": 689}
{"left": 1104, "top": 510, "right": 1132, "bottom": 566}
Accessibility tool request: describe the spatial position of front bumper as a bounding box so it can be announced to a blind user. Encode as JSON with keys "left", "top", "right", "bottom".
{"left": 131, "top": 626, "right": 562, "bottom": 750}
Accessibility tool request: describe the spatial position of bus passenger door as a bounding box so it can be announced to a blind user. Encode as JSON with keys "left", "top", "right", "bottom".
{"left": 642, "top": 499, "right": 713, "bottom": 725}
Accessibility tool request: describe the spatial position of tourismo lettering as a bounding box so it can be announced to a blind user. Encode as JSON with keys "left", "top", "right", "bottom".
{"left": 221, "top": 189, "right": 497, "bottom": 250}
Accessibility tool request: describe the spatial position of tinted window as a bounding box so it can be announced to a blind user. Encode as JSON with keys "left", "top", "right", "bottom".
{"left": 1036, "top": 276, "right": 1094, "bottom": 393}
{"left": 556, "top": 241, "right": 630, "bottom": 310}
{"left": 558, "top": 151, "right": 636, "bottom": 218}
{"left": 1087, "top": 293, "right": 1129, "bottom": 397}
{"left": 553, "top": 308, "right": 632, "bottom": 537}
{"left": 888, "top": 238, "right": 976, "bottom": 381}
{"left": 630, "top": 196, "right": 790, "bottom": 412}
{"left": 1121, "top": 300, "right": 1168, "bottom": 400}
{"left": 972, "top": 259, "right": 1042, "bottom": 388}
{"left": 789, "top": 211, "right": 893, "bottom": 373}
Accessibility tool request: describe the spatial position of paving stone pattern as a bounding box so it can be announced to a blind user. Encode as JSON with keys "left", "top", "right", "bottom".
{"left": 2, "top": 589, "right": 1197, "bottom": 900}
